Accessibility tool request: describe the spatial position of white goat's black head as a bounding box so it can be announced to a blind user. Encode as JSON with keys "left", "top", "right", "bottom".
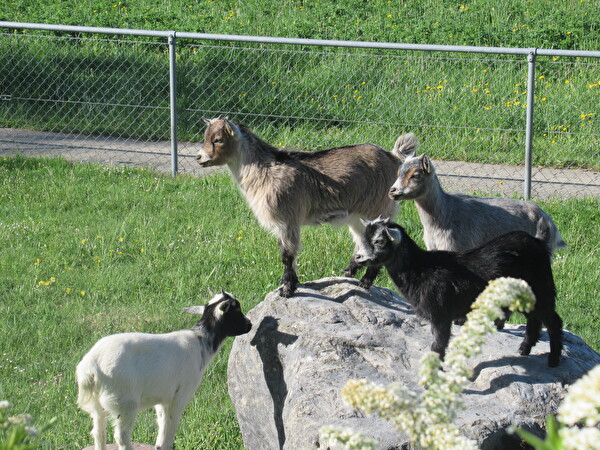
{"left": 354, "top": 217, "right": 403, "bottom": 266}
{"left": 184, "top": 290, "right": 252, "bottom": 339}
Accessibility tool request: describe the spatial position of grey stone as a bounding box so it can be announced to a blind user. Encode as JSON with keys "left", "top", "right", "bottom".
{"left": 227, "top": 277, "right": 600, "bottom": 450}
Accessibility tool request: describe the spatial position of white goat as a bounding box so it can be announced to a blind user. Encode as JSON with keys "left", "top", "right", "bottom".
{"left": 388, "top": 135, "right": 566, "bottom": 254}
{"left": 196, "top": 118, "right": 417, "bottom": 297}
{"left": 75, "top": 291, "right": 252, "bottom": 450}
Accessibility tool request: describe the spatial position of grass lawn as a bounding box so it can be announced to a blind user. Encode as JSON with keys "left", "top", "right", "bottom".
{"left": 0, "top": 156, "right": 598, "bottom": 448}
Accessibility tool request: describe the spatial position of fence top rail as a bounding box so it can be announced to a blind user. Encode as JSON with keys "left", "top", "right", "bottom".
{"left": 1, "top": 21, "right": 599, "bottom": 59}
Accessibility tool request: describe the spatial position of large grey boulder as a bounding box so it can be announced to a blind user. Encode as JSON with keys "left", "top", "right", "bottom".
{"left": 228, "top": 278, "right": 600, "bottom": 450}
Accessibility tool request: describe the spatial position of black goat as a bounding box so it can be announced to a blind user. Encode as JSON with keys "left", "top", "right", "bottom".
{"left": 354, "top": 218, "right": 563, "bottom": 367}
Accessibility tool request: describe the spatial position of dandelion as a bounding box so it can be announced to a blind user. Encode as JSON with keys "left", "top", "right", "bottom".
{"left": 80, "top": 291, "right": 86, "bottom": 296}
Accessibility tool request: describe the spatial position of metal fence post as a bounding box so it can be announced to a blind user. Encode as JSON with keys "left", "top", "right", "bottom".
{"left": 169, "top": 31, "right": 178, "bottom": 176}
{"left": 524, "top": 48, "right": 537, "bottom": 199}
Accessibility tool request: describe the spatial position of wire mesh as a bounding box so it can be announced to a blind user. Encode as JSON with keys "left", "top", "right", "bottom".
{"left": 1, "top": 30, "right": 598, "bottom": 198}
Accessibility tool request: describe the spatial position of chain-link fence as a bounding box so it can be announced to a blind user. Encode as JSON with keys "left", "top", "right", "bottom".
{"left": 1, "top": 23, "right": 598, "bottom": 199}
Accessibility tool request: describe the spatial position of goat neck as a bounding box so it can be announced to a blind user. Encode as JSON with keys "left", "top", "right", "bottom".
{"left": 384, "top": 228, "right": 429, "bottom": 293}
{"left": 231, "top": 126, "right": 280, "bottom": 186}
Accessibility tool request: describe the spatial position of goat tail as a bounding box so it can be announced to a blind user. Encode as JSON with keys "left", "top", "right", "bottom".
{"left": 391, "top": 132, "right": 419, "bottom": 158}
{"left": 75, "top": 362, "right": 97, "bottom": 410}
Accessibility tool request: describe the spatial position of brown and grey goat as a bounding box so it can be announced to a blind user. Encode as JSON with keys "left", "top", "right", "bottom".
{"left": 196, "top": 118, "right": 416, "bottom": 297}
{"left": 354, "top": 217, "right": 563, "bottom": 367}
{"left": 388, "top": 135, "right": 566, "bottom": 254}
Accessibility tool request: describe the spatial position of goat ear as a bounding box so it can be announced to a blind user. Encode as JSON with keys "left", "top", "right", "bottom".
{"left": 420, "top": 155, "right": 431, "bottom": 174}
{"left": 183, "top": 305, "right": 205, "bottom": 316}
{"left": 218, "top": 300, "right": 231, "bottom": 316}
{"left": 224, "top": 121, "right": 234, "bottom": 136}
{"left": 360, "top": 217, "right": 371, "bottom": 227}
{"left": 385, "top": 227, "right": 403, "bottom": 244}
{"left": 202, "top": 118, "right": 211, "bottom": 126}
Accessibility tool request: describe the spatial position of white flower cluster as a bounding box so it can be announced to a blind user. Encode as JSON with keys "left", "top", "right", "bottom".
{"left": 557, "top": 364, "right": 600, "bottom": 450}
{"left": 558, "top": 364, "right": 600, "bottom": 427}
{"left": 320, "top": 425, "right": 377, "bottom": 450}
{"left": 320, "top": 277, "right": 536, "bottom": 450}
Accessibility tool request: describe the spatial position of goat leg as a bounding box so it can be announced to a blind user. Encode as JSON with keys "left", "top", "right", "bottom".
{"left": 430, "top": 321, "right": 452, "bottom": 360}
{"left": 519, "top": 315, "right": 542, "bottom": 356}
{"left": 279, "top": 247, "right": 299, "bottom": 298}
{"left": 343, "top": 259, "right": 360, "bottom": 278}
{"left": 494, "top": 307, "right": 512, "bottom": 330}
{"left": 358, "top": 265, "right": 381, "bottom": 289}
{"left": 545, "top": 312, "right": 563, "bottom": 367}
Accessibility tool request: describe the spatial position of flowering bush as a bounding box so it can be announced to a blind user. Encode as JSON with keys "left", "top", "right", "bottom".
{"left": 516, "top": 364, "right": 600, "bottom": 450}
{"left": 0, "top": 401, "right": 54, "bottom": 450}
{"left": 321, "top": 277, "right": 537, "bottom": 450}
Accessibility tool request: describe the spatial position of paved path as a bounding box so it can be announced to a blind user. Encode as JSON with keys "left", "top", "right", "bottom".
{"left": 1, "top": 128, "right": 598, "bottom": 199}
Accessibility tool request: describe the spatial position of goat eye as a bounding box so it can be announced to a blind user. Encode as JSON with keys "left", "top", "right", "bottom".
{"left": 213, "top": 138, "right": 224, "bottom": 144}
{"left": 374, "top": 238, "right": 385, "bottom": 246}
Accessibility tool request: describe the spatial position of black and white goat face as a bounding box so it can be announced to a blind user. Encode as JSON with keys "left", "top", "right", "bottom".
{"left": 185, "top": 291, "right": 252, "bottom": 337}
{"left": 354, "top": 218, "right": 402, "bottom": 266}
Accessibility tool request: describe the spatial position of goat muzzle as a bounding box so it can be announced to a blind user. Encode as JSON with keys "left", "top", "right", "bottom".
{"left": 388, "top": 187, "right": 403, "bottom": 200}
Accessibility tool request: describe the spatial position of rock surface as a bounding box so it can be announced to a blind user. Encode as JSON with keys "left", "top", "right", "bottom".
{"left": 228, "top": 277, "right": 600, "bottom": 450}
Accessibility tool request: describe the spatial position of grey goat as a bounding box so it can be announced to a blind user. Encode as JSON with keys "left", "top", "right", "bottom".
{"left": 388, "top": 134, "right": 566, "bottom": 254}
{"left": 196, "top": 118, "right": 417, "bottom": 297}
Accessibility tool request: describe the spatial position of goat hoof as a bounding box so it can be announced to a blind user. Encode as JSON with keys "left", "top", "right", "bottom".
{"left": 358, "top": 277, "right": 373, "bottom": 289}
{"left": 548, "top": 355, "right": 560, "bottom": 367}
{"left": 279, "top": 284, "right": 296, "bottom": 298}
{"left": 343, "top": 267, "right": 357, "bottom": 278}
{"left": 494, "top": 318, "right": 506, "bottom": 330}
{"left": 518, "top": 344, "right": 532, "bottom": 356}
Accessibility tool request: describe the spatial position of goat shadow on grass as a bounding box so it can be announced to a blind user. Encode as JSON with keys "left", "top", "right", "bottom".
{"left": 300, "top": 278, "right": 413, "bottom": 315}
{"left": 250, "top": 316, "right": 298, "bottom": 450}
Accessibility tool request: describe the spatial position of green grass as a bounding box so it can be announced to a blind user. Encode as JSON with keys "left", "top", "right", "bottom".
{"left": 0, "top": 156, "right": 598, "bottom": 447}
{"left": 1, "top": 0, "right": 599, "bottom": 171}
{"left": 2, "top": 0, "right": 598, "bottom": 50}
